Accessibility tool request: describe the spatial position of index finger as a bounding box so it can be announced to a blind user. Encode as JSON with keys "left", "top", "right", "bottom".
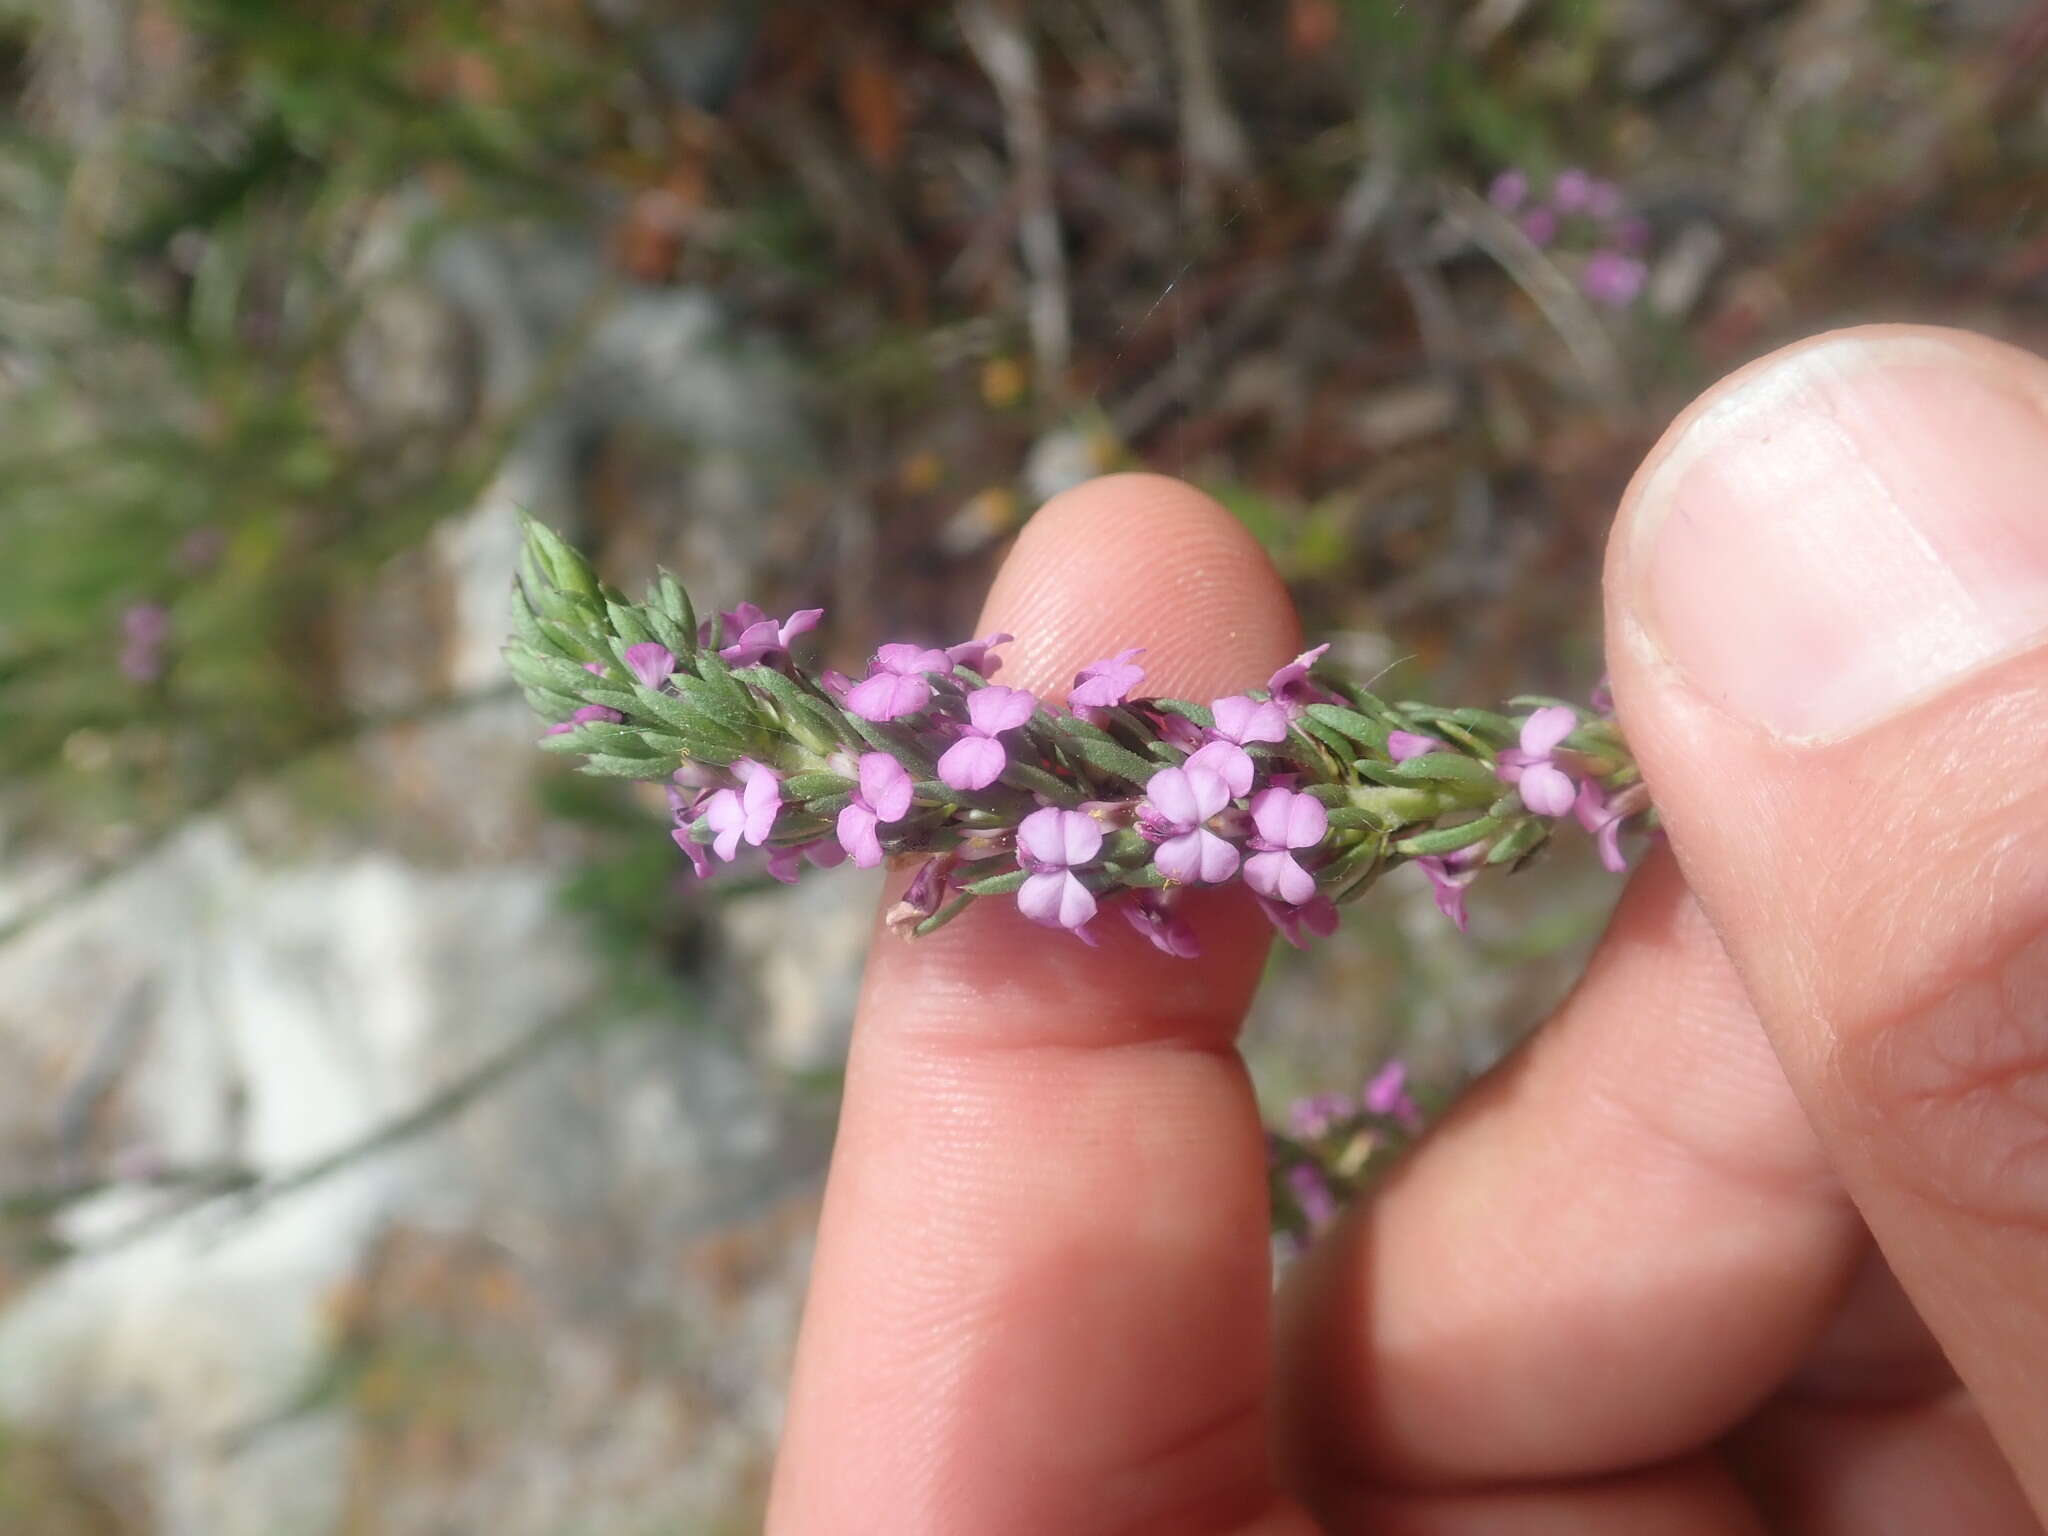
{"left": 767, "top": 475, "right": 1316, "bottom": 1536}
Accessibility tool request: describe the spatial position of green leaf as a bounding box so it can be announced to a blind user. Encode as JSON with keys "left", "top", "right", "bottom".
{"left": 1486, "top": 817, "right": 1549, "bottom": 866}
{"left": 653, "top": 569, "right": 697, "bottom": 647}
{"left": 577, "top": 753, "right": 675, "bottom": 780}
{"left": 606, "top": 600, "right": 656, "bottom": 650}
{"left": 672, "top": 675, "right": 753, "bottom": 744}
{"left": 524, "top": 517, "right": 600, "bottom": 599}
{"left": 784, "top": 771, "right": 856, "bottom": 800}
{"left": 1062, "top": 734, "right": 1158, "bottom": 787}
{"left": 1376, "top": 753, "right": 1499, "bottom": 791}
{"left": 961, "top": 868, "right": 1029, "bottom": 896}
{"left": 575, "top": 722, "right": 671, "bottom": 758}
{"left": 1394, "top": 817, "right": 1500, "bottom": 857}
{"left": 506, "top": 646, "right": 605, "bottom": 700}
{"left": 1000, "top": 762, "right": 1079, "bottom": 803}
{"left": 914, "top": 895, "right": 977, "bottom": 937}
{"left": 1305, "top": 703, "right": 1391, "bottom": 752}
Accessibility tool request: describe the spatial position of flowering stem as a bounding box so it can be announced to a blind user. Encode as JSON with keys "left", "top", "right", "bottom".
{"left": 506, "top": 518, "right": 1651, "bottom": 956}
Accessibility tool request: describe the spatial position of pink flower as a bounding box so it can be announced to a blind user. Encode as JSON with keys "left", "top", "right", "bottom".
{"left": 1573, "top": 780, "right": 1629, "bottom": 875}
{"left": 546, "top": 702, "right": 625, "bottom": 737}
{"left": 1363, "top": 1060, "right": 1423, "bottom": 1133}
{"left": 718, "top": 604, "right": 824, "bottom": 667}
{"left": 767, "top": 839, "right": 847, "bottom": 885}
{"left": 1387, "top": 730, "right": 1441, "bottom": 763}
{"left": 845, "top": 643, "right": 952, "bottom": 721}
{"left": 703, "top": 759, "right": 782, "bottom": 861}
{"left": 1257, "top": 892, "right": 1339, "bottom": 948}
{"left": 1288, "top": 1091, "right": 1355, "bottom": 1138}
{"left": 1188, "top": 693, "right": 1290, "bottom": 795}
{"left": 1519, "top": 207, "right": 1559, "bottom": 246}
{"left": 1139, "top": 764, "right": 1239, "bottom": 885}
{"left": 936, "top": 685, "right": 1037, "bottom": 792}
{"left": 1496, "top": 706, "right": 1579, "bottom": 816}
{"left": 1243, "top": 787, "right": 1328, "bottom": 905}
{"left": 1016, "top": 806, "right": 1103, "bottom": 934}
{"left": 622, "top": 642, "right": 676, "bottom": 689}
{"left": 1266, "top": 644, "right": 1331, "bottom": 714}
{"left": 946, "top": 632, "right": 1012, "bottom": 679}
{"left": 1487, "top": 169, "right": 1528, "bottom": 212}
{"left": 1551, "top": 167, "right": 1594, "bottom": 213}
{"left": 1287, "top": 1164, "right": 1339, "bottom": 1232}
{"left": 1414, "top": 845, "right": 1485, "bottom": 931}
{"left": 1581, "top": 249, "right": 1647, "bottom": 309}
{"left": 836, "top": 752, "right": 914, "bottom": 867}
{"left": 1120, "top": 888, "right": 1201, "bottom": 958}
{"left": 1590, "top": 674, "right": 1614, "bottom": 715}
{"left": 1069, "top": 647, "right": 1145, "bottom": 709}
{"left": 1583, "top": 178, "right": 1623, "bottom": 221}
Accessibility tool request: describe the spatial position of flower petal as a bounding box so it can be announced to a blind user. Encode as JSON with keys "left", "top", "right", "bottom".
{"left": 859, "top": 752, "right": 914, "bottom": 822}
{"left": 1142, "top": 767, "right": 1200, "bottom": 833}
{"left": 937, "top": 735, "right": 1006, "bottom": 792}
{"left": 1387, "top": 731, "right": 1441, "bottom": 763}
{"left": 1211, "top": 694, "right": 1289, "bottom": 745}
{"left": 966, "top": 684, "right": 1036, "bottom": 735}
{"left": 1519, "top": 762, "right": 1577, "bottom": 818}
{"left": 836, "top": 803, "right": 883, "bottom": 868}
{"left": 1057, "top": 809, "right": 1103, "bottom": 868}
{"left": 1016, "top": 804, "right": 1068, "bottom": 871}
{"left": 1518, "top": 705, "right": 1578, "bottom": 759}
{"left": 1185, "top": 740, "right": 1253, "bottom": 799}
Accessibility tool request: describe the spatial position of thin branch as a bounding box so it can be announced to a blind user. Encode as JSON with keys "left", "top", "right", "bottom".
{"left": 1163, "top": 0, "right": 1250, "bottom": 222}
{"left": 958, "top": 0, "right": 1072, "bottom": 401}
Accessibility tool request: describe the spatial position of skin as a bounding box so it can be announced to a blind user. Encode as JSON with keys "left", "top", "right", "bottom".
{"left": 766, "top": 325, "right": 2048, "bottom": 1534}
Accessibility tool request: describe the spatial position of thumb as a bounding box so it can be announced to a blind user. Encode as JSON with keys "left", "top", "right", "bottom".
{"left": 1606, "top": 325, "right": 2048, "bottom": 1503}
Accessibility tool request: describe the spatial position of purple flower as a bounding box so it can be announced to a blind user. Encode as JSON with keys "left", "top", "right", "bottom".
{"left": 1590, "top": 674, "right": 1614, "bottom": 716}
{"left": 1364, "top": 1061, "right": 1423, "bottom": 1133}
{"left": 886, "top": 855, "right": 956, "bottom": 934}
{"left": 703, "top": 759, "right": 782, "bottom": 861}
{"left": 936, "top": 685, "right": 1038, "bottom": 792}
{"left": 1211, "top": 694, "right": 1290, "bottom": 747}
{"left": 546, "top": 702, "right": 625, "bottom": 737}
{"left": 1186, "top": 693, "right": 1290, "bottom": 795}
{"left": 717, "top": 604, "right": 824, "bottom": 667}
{"left": 1257, "top": 892, "right": 1339, "bottom": 948}
{"left": 1120, "top": 888, "right": 1201, "bottom": 959}
{"left": 767, "top": 838, "right": 847, "bottom": 885}
{"left": 1015, "top": 806, "right": 1103, "bottom": 934}
{"left": 1243, "top": 787, "right": 1328, "bottom": 906}
{"left": 1573, "top": 780, "right": 1629, "bottom": 875}
{"left": 1551, "top": 167, "right": 1594, "bottom": 213}
{"left": 119, "top": 603, "right": 170, "bottom": 682}
{"left": 1580, "top": 249, "right": 1647, "bottom": 309}
{"left": 670, "top": 826, "right": 715, "bottom": 880}
{"left": 1414, "top": 845, "right": 1485, "bottom": 931}
{"left": 1139, "top": 764, "right": 1240, "bottom": 885}
{"left": 1266, "top": 644, "right": 1331, "bottom": 714}
{"left": 1583, "top": 178, "right": 1623, "bottom": 221}
{"left": 1286, "top": 1163, "right": 1340, "bottom": 1232}
{"left": 1487, "top": 169, "right": 1529, "bottom": 212}
{"left": 1387, "top": 730, "right": 1442, "bottom": 763}
{"left": 1519, "top": 207, "right": 1559, "bottom": 246}
{"left": 1496, "top": 706, "right": 1579, "bottom": 817}
{"left": 946, "top": 632, "right": 1013, "bottom": 679}
{"left": 836, "top": 752, "right": 914, "bottom": 867}
{"left": 583, "top": 661, "right": 608, "bottom": 676}
{"left": 623, "top": 642, "right": 676, "bottom": 689}
{"left": 845, "top": 644, "right": 951, "bottom": 722}
{"left": 1069, "top": 647, "right": 1145, "bottom": 709}
{"left": 1289, "top": 1091, "right": 1355, "bottom": 1138}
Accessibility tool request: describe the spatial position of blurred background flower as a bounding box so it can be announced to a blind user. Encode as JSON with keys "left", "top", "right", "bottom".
{"left": 1, "top": 0, "right": 2044, "bottom": 1529}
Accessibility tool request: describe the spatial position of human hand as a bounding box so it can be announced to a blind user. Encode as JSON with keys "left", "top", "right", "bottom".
{"left": 767, "top": 326, "right": 2048, "bottom": 1534}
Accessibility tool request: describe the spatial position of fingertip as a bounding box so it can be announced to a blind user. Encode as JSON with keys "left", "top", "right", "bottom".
{"left": 984, "top": 473, "right": 1303, "bottom": 700}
